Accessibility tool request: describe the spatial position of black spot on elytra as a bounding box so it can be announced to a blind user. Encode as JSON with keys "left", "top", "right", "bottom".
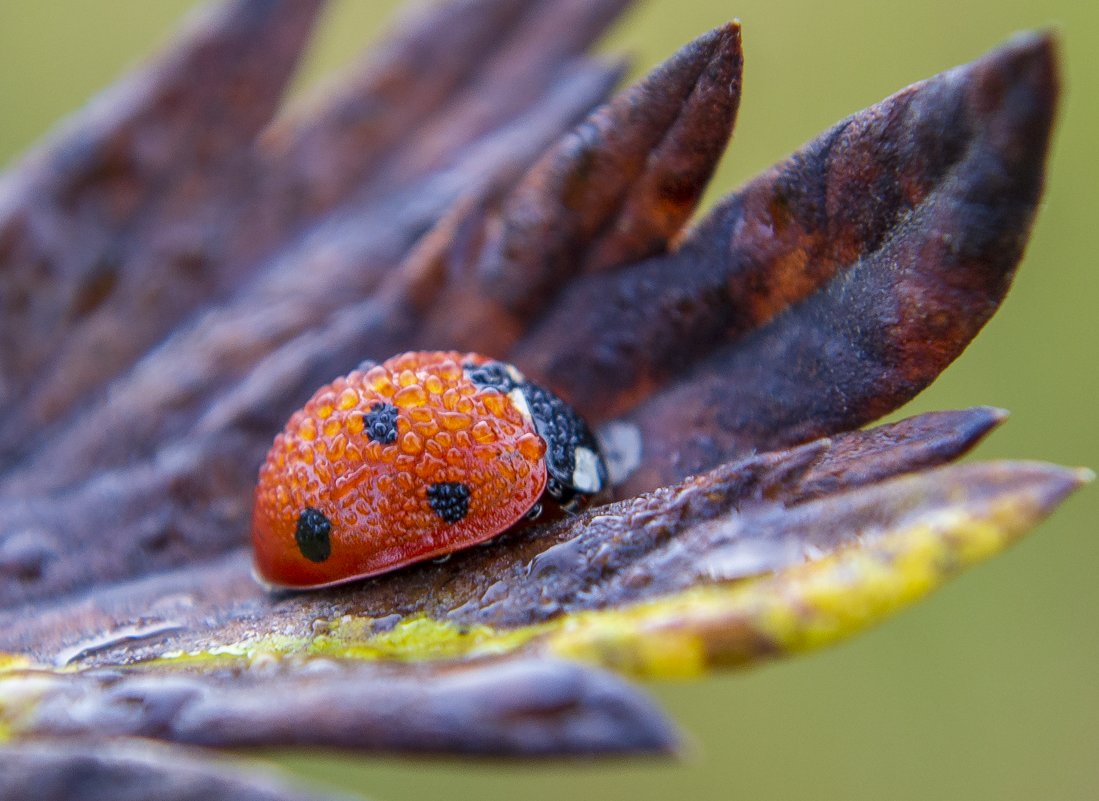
{"left": 463, "top": 361, "right": 516, "bottom": 392}
{"left": 363, "top": 402, "right": 398, "bottom": 444}
{"left": 295, "top": 507, "right": 331, "bottom": 563}
{"left": 427, "top": 482, "right": 470, "bottom": 524}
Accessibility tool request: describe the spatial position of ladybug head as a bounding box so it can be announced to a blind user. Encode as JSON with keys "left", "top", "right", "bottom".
{"left": 463, "top": 359, "right": 607, "bottom": 512}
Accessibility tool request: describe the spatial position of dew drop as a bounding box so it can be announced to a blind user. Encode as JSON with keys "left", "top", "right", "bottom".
{"left": 472, "top": 420, "right": 496, "bottom": 444}
{"left": 517, "top": 433, "right": 547, "bottom": 461}
{"left": 440, "top": 411, "right": 472, "bottom": 431}
{"left": 393, "top": 384, "right": 428, "bottom": 408}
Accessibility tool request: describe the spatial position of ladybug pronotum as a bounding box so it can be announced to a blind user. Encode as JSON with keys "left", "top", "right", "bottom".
{"left": 251, "top": 351, "right": 607, "bottom": 589}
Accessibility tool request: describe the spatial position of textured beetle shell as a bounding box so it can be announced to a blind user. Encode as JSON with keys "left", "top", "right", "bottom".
{"left": 252, "top": 351, "right": 548, "bottom": 588}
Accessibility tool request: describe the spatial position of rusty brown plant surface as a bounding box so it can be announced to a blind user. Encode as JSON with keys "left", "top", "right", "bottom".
{"left": 0, "top": 1, "right": 1085, "bottom": 798}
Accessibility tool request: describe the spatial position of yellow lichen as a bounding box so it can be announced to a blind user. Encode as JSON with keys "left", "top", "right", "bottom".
{"left": 0, "top": 653, "right": 31, "bottom": 674}
{"left": 310, "top": 615, "right": 545, "bottom": 662}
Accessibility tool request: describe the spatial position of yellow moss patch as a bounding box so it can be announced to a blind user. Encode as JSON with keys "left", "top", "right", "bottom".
{"left": 0, "top": 653, "right": 32, "bottom": 674}
{"left": 311, "top": 614, "right": 546, "bottom": 661}
{"left": 149, "top": 616, "right": 547, "bottom": 669}
{"left": 0, "top": 672, "right": 65, "bottom": 743}
{"left": 0, "top": 654, "right": 42, "bottom": 741}
{"left": 154, "top": 635, "right": 311, "bottom": 668}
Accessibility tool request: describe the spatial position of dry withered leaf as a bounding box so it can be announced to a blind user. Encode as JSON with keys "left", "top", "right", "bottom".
{"left": 0, "top": 0, "right": 325, "bottom": 455}
{"left": 0, "top": 0, "right": 1085, "bottom": 790}
{"left": 514, "top": 31, "right": 1060, "bottom": 495}
{"left": 0, "top": 656, "right": 675, "bottom": 754}
{"left": 0, "top": 739, "right": 355, "bottom": 801}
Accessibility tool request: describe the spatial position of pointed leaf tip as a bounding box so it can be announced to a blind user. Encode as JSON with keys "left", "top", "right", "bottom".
{"left": 575, "top": 30, "right": 1064, "bottom": 491}
{"left": 410, "top": 19, "right": 743, "bottom": 353}
{"left": 542, "top": 460, "right": 1087, "bottom": 677}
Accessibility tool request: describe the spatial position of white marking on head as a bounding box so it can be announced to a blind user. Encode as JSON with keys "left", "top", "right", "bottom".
{"left": 571, "top": 446, "right": 604, "bottom": 494}
{"left": 508, "top": 387, "right": 533, "bottom": 423}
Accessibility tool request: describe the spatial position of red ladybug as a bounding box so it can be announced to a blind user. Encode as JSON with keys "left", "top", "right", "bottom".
{"left": 251, "top": 351, "right": 607, "bottom": 589}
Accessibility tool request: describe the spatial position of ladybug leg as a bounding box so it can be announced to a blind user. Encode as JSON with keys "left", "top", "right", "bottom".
{"left": 559, "top": 496, "right": 584, "bottom": 514}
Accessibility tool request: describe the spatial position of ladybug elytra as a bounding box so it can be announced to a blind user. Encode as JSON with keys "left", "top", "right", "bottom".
{"left": 251, "top": 351, "right": 607, "bottom": 589}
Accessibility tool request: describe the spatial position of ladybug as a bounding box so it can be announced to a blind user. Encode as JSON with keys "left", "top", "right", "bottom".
{"left": 251, "top": 351, "right": 607, "bottom": 589}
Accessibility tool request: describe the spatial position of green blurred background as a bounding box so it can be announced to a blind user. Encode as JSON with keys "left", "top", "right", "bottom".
{"left": 1, "top": 1, "right": 1096, "bottom": 799}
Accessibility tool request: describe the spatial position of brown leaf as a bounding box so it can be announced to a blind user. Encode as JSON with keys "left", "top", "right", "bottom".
{"left": 0, "top": 0, "right": 325, "bottom": 456}
{"left": 186, "top": 20, "right": 743, "bottom": 445}
{"left": 0, "top": 739, "right": 355, "bottom": 801}
{"left": 544, "top": 462, "right": 1087, "bottom": 676}
{"left": 263, "top": 0, "right": 538, "bottom": 214}
{"left": 355, "top": 0, "right": 634, "bottom": 190}
{"left": 2, "top": 658, "right": 676, "bottom": 755}
{"left": 512, "top": 33, "right": 1059, "bottom": 495}
{"left": 407, "top": 22, "right": 743, "bottom": 351}
{"left": 0, "top": 1, "right": 1078, "bottom": 763}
